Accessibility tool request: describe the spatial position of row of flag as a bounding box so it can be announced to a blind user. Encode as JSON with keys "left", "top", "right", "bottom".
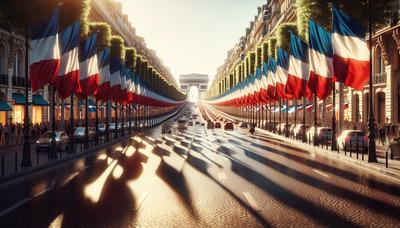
{"left": 207, "top": 7, "right": 369, "bottom": 106}
{"left": 29, "top": 9, "right": 183, "bottom": 107}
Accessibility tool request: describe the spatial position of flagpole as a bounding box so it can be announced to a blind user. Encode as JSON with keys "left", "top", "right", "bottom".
{"left": 68, "top": 94, "right": 75, "bottom": 153}
{"left": 84, "top": 97, "right": 89, "bottom": 149}
{"left": 105, "top": 101, "right": 110, "bottom": 142}
{"left": 302, "top": 96, "right": 306, "bottom": 142}
{"left": 313, "top": 94, "right": 319, "bottom": 146}
{"left": 114, "top": 102, "right": 118, "bottom": 140}
{"left": 279, "top": 98, "right": 282, "bottom": 135}
{"left": 128, "top": 103, "right": 132, "bottom": 135}
{"left": 273, "top": 100, "right": 276, "bottom": 133}
{"left": 368, "top": 0, "right": 377, "bottom": 162}
{"left": 285, "top": 98, "right": 289, "bottom": 137}
{"left": 331, "top": 82, "right": 337, "bottom": 150}
{"left": 94, "top": 98, "right": 99, "bottom": 145}
{"left": 121, "top": 103, "right": 125, "bottom": 137}
{"left": 49, "top": 86, "right": 57, "bottom": 159}
{"left": 21, "top": 26, "right": 32, "bottom": 167}
{"left": 269, "top": 102, "right": 272, "bottom": 131}
{"left": 294, "top": 99, "right": 297, "bottom": 135}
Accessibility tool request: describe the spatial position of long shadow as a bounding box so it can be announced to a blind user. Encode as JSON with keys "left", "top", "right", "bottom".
{"left": 1, "top": 140, "right": 143, "bottom": 227}
{"left": 225, "top": 131, "right": 400, "bottom": 197}
{"left": 234, "top": 145, "right": 400, "bottom": 219}
{"left": 212, "top": 149, "right": 359, "bottom": 227}
{"left": 248, "top": 141, "right": 400, "bottom": 197}
{"left": 185, "top": 151, "right": 271, "bottom": 227}
{"left": 155, "top": 155, "right": 200, "bottom": 222}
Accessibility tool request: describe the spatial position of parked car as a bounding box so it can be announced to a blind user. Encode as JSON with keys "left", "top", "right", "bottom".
{"left": 240, "top": 122, "right": 248, "bottom": 128}
{"left": 188, "top": 121, "right": 194, "bottom": 126}
{"left": 337, "top": 130, "right": 368, "bottom": 151}
{"left": 207, "top": 121, "right": 214, "bottom": 129}
{"left": 98, "top": 124, "right": 106, "bottom": 134}
{"left": 388, "top": 137, "right": 400, "bottom": 160}
{"left": 293, "top": 124, "right": 311, "bottom": 140}
{"left": 224, "top": 122, "right": 234, "bottom": 131}
{"left": 215, "top": 122, "right": 222, "bottom": 129}
{"left": 74, "top": 127, "right": 94, "bottom": 141}
{"left": 36, "top": 131, "right": 69, "bottom": 152}
{"left": 177, "top": 119, "right": 188, "bottom": 130}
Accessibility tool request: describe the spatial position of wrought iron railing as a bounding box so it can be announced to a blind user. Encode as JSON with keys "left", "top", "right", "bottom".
{"left": 374, "top": 72, "right": 387, "bottom": 85}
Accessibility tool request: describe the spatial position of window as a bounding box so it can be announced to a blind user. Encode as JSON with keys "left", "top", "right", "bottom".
{"left": 375, "top": 46, "right": 385, "bottom": 74}
{"left": 0, "top": 45, "right": 6, "bottom": 75}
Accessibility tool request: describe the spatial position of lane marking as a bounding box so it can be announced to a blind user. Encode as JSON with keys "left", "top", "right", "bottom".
{"left": 243, "top": 192, "right": 260, "bottom": 211}
{"left": 312, "top": 169, "right": 331, "bottom": 178}
{"left": 33, "top": 187, "right": 53, "bottom": 198}
{"left": 217, "top": 172, "right": 227, "bottom": 181}
{"left": 0, "top": 198, "right": 30, "bottom": 217}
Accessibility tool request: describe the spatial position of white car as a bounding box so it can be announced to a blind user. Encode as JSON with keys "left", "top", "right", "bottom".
{"left": 337, "top": 130, "right": 368, "bottom": 151}
{"left": 177, "top": 119, "right": 188, "bottom": 130}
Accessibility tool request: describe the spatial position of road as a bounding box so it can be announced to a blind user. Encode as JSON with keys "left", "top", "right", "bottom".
{"left": 0, "top": 108, "right": 400, "bottom": 227}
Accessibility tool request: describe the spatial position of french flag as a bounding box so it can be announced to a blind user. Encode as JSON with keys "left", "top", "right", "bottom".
{"left": 260, "top": 62, "right": 269, "bottom": 103}
{"left": 120, "top": 68, "right": 129, "bottom": 103}
{"left": 53, "top": 22, "right": 82, "bottom": 100}
{"left": 30, "top": 9, "right": 60, "bottom": 91}
{"left": 96, "top": 48, "right": 111, "bottom": 101}
{"left": 266, "top": 57, "right": 277, "bottom": 100}
{"left": 79, "top": 34, "right": 99, "bottom": 99}
{"left": 276, "top": 47, "right": 293, "bottom": 99}
{"left": 332, "top": 7, "right": 369, "bottom": 90}
{"left": 108, "top": 56, "right": 122, "bottom": 101}
{"left": 308, "top": 19, "right": 333, "bottom": 100}
{"left": 286, "top": 33, "right": 309, "bottom": 98}
{"left": 126, "top": 70, "right": 134, "bottom": 103}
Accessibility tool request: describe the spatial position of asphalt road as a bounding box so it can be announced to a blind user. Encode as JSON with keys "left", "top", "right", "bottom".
{"left": 0, "top": 116, "right": 400, "bottom": 227}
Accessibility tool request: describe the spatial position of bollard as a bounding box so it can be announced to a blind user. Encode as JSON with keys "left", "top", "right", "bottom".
{"left": 15, "top": 152, "right": 17, "bottom": 172}
{"left": 356, "top": 136, "right": 359, "bottom": 159}
{"left": 349, "top": 140, "right": 352, "bottom": 157}
{"left": 344, "top": 143, "right": 347, "bottom": 156}
{"left": 386, "top": 151, "right": 388, "bottom": 168}
{"left": 1, "top": 156, "right": 4, "bottom": 177}
{"left": 362, "top": 140, "right": 365, "bottom": 161}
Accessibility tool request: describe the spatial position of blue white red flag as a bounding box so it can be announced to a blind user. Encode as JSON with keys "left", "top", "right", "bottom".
{"left": 79, "top": 34, "right": 99, "bottom": 98}
{"left": 53, "top": 22, "right": 82, "bottom": 99}
{"left": 332, "top": 7, "right": 369, "bottom": 90}
{"left": 30, "top": 9, "right": 60, "bottom": 91}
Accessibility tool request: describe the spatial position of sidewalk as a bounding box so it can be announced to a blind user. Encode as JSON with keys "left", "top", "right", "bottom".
{"left": 203, "top": 104, "right": 400, "bottom": 181}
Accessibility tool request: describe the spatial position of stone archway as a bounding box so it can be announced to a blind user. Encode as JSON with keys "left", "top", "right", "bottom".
{"left": 179, "top": 74, "right": 209, "bottom": 98}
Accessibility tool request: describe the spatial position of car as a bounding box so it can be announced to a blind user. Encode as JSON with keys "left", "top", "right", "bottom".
{"left": 224, "top": 122, "right": 234, "bottom": 131}
{"left": 388, "top": 137, "right": 400, "bottom": 160}
{"left": 215, "top": 122, "right": 222, "bottom": 129}
{"left": 177, "top": 119, "right": 188, "bottom": 130}
{"left": 337, "top": 130, "right": 368, "bottom": 151}
{"left": 74, "top": 127, "right": 94, "bottom": 141}
{"left": 188, "top": 121, "right": 194, "bottom": 126}
{"left": 293, "top": 124, "right": 311, "bottom": 140}
{"left": 36, "top": 131, "right": 69, "bottom": 152}
{"left": 98, "top": 124, "right": 106, "bottom": 134}
{"left": 201, "top": 122, "right": 205, "bottom": 126}
{"left": 207, "top": 121, "right": 215, "bottom": 129}
{"left": 195, "top": 121, "right": 200, "bottom": 125}
{"left": 240, "top": 122, "right": 248, "bottom": 128}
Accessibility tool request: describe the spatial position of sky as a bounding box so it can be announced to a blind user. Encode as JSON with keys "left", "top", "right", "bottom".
{"left": 117, "top": 0, "right": 266, "bottom": 82}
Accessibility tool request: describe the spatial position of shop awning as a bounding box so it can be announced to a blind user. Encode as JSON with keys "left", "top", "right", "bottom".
{"left": 12, "top": 93, "right": 26, "bottom": 105}
{"left": 32, "top": 94, "right": 49, "bottom": 106}
{"left": 0, "top": 101, "right": 12, "bottom": 111}
{"left": 79, "top": 99, "right": 96, "bottom": 107}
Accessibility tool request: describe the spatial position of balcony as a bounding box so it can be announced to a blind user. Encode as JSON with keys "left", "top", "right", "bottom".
{"left": 374, "top": 72, "right": 387, "bottom": 85}
{"left": 0, "top": 74, "right": 8, "bottom": 86}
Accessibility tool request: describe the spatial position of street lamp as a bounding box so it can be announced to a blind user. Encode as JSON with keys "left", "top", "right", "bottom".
{"left": 21, "top": 26, "right": 31, "bottom": 167}
{"left": 368, "top": 0, "right": 377, "bottom": 162}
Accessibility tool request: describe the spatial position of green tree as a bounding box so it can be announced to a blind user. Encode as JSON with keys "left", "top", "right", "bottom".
{"left": 88, "top": 22, "right": 111, "bottom": 52}
{"left": 277, "top": 23, "right": 298, "bottom": 53}
{"left": 268, "top": 38, "right": 277, "bottom": 59}
{"left": 249, "top": 52, "right": 256, "bottom": 75}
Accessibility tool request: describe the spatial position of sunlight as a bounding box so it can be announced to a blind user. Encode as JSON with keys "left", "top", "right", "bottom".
{"left": 48, "top": 213, "right": 64, "bottom": 228}
{"left": 188, "top": 86, "right": 199, "bottom": 103}
{"left": 98, "top": 154, "right": 107, "bottom": 160}
{"left": 84, "top": 158, "right": 118, "bottom": 203}
{"left": 113, "top": 164, "right": 124, "bottom": 179}
{"left": 115, "top": 146, "right": 124, "bottom": 152}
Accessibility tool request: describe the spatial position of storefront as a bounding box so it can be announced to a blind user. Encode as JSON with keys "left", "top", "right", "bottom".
{"left": 0, "top": 101, "right": 12, "bottom": 125}
{"left": 11, "top": 93, "right": 25, "bottom": 124}
{"left": 32, "top": 94, "right": 49, "bottom": 124}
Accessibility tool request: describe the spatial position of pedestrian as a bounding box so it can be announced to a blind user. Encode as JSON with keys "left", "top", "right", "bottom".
{"left": 379, "top": 125, "right": 386, "bottom": 146}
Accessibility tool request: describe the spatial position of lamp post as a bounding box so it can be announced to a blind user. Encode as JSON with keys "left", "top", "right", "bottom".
{"left": 114, "top": 102, "right": 118, "bottom": 140}
{"left": 68, "top": 93, "right": 75, "bottom": 153}
{"left": 105, "top": 101, "right": 110, "bottom": 142}
{"left": 285, "top": 99, "right": 289, "bottom": 137}
{"left": 368, "top": 0, "right": 377, "bottom": 162}
{"left": 302, "top": 97, "right": 307, "bottom": 142}
{"left": 331, "top": 83, "right": 337, "bottom": 150}
{"left": 49, "top": 86, "right": 57, "bottom": 159}
{"left": 84, "top": 98, "right": 89, "bottom": 149}
{"left": 94, "top": 98, "right": 99, "bottom": 145}
{"left": 21, "top": 26, "right": 31, "bottom": 167}
{"left": 313, "top": 95, "right": 319, "bottom": 146}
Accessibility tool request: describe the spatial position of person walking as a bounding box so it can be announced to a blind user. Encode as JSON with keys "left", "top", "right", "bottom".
{"left": 379, "top": 125, "right": 386, "bottom": 146}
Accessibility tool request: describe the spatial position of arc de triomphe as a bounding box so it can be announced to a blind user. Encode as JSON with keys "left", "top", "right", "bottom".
{"left": 179, "top": 74, "right": 209, "bottom": 96}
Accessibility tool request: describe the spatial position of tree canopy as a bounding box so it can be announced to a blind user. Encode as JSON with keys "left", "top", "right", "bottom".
{"left": 277, "top": 23, "right": 298, "bottom": 53}
{"left": 268, "top": 38, "right": 277, "bottom": 59}
{"left": 88, "top": 22, "right": 111, "bottom": 52}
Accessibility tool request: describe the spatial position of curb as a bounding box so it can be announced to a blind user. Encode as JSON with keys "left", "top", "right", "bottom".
{"left": 204, "top": 104, "right": 400, "bottom": 181}
{"left": 0, "top": 108, "right": 183, "bottom": 187}
{"left": 257, "top": 128, "right": 400, "bottom": 181}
